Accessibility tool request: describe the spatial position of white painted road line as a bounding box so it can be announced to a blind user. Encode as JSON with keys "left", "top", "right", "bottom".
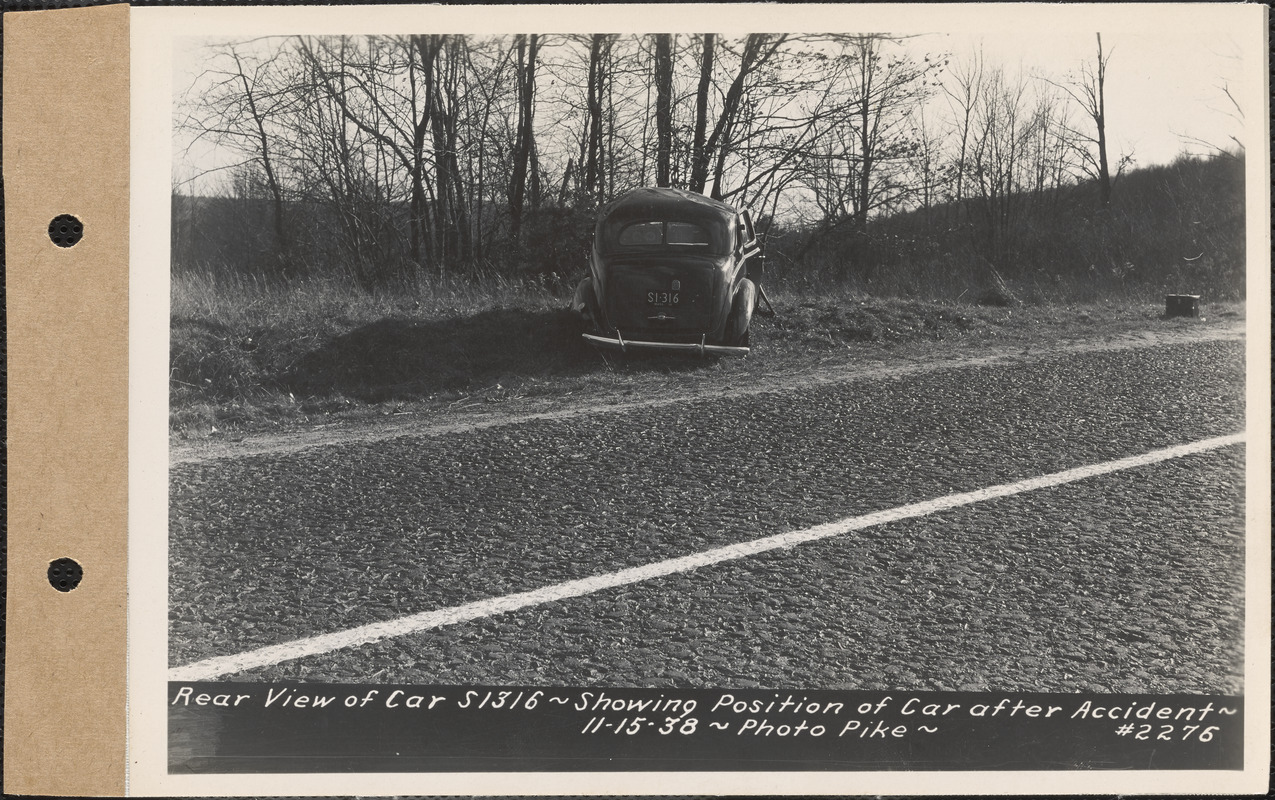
{"left": 169, "top": 433, "right": 1245, "bottom": 681}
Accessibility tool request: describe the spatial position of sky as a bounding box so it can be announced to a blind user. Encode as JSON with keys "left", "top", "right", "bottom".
{"left": 931, "top": 28, "right": 1249, "bottom": 167}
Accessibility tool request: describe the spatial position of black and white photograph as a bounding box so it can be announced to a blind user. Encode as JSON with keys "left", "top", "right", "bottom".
{"left": 131, "top": 3, "right": 1268, "bottom": 793}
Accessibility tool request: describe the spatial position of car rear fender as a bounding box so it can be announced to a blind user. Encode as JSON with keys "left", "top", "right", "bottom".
{"left": 726, "top": 277, "right": 757, "bottom": 346}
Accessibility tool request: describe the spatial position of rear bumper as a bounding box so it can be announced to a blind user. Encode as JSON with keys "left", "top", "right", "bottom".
{"left": 583, "top": 331, "right": 749, "bottom": 356}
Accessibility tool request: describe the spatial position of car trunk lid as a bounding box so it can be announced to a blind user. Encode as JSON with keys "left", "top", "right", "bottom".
{"left": 600, "top": 254, "right": 725, "bottom": 337}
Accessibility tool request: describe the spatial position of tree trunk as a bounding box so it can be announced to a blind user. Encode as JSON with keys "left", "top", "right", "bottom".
{"left": 529, "top": 139, "right": 542, "bottom": 208}
{"left": 1094, "top": 34, "right": 1111, "bottom": 206}
{"left": 408, "top": 37, "right": 433, "bottom": 271}
{"left": 654, "top": 34, "right": 674, "bottom": 188}
{"left": 510, "top": 34, "right": 539, "bottom": 241}
{"left": 416, "top": 35, "right": 451, "bottom": 266}
{"left": 441, "top": 43, "right": 472, "bottom": 262}
{"left": 583, "top": 35, "right": 608, "bottom": 206}
{"left": 424, "top": 36, "right": 472, "bottom": 265}
{"left": 559, "top": 157, "right": 575, "bottom": 206}
{"left": 853, "top": 37, "right": 875, "bottom": 239}
{"left": 689, "top": 33, "right": 714, "bottom": 193}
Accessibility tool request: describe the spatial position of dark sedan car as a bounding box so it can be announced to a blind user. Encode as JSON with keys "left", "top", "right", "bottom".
{"left": 571, "top": 187, "right": 763, "bottom": 355}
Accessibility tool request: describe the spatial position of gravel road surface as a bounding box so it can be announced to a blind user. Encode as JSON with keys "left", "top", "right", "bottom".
{"left": 169, "top": 339, "right": 1246, "bottom": 693}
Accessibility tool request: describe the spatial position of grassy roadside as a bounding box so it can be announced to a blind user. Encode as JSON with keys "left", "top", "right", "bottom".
{"left": 170, "top": 272, "right": 1244, "bottom": 440}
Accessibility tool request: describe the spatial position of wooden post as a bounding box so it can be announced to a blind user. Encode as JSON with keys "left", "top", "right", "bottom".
{"left": 1165, "top": 294, "right": 1200, "bottom": 318}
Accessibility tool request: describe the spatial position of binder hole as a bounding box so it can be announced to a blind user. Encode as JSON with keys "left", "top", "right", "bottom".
{"left": 48, "top": 558, "right": 83, "bottom": 592}
{"left": 48, "top": 214, "right": 83, "bottom": 247}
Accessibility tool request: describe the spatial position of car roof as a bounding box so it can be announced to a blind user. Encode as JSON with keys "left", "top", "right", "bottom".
{"left": 600, "top": 187, "right": 740, "bottom": 224}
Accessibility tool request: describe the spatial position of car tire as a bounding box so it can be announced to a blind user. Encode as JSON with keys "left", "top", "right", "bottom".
{"left": 725, "top": 278, "right": 756, "bottom": 347}
{"left": 571, "top": 276, "right": 604, "bottom": 333}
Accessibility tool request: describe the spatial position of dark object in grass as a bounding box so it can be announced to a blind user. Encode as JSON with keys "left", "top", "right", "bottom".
{"left": 1166, "top": 294, "right": 1200, "bottom": 318}
{"left": 976, "top": 288, "right": 1014, "bottom": 307}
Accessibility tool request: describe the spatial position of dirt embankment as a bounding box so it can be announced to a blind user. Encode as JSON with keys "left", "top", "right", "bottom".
{"left": 170, "top": 309, "right": 1246, "bottom": 465}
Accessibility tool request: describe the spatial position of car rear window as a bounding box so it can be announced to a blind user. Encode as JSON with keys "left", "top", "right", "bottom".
{"left": 617, "top": 221, "right": 665, "bottom": 246}
{"left": 615, "top": 220, "right": 715, "bottom": 249}
{"left": 667, "top": 222, "right": 711, "bottom": 246}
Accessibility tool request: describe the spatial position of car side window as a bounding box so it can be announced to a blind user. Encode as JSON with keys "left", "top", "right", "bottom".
{"left": 739, "top": 212, "right": 759, "bottom": 257}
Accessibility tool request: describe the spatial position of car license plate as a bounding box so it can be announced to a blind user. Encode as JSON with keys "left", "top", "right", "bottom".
{"left": 647, "top": 291, "right": 679, "bottom": 306}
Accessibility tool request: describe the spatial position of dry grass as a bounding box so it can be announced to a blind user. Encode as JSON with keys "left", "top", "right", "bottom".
{"left": 169, "top": 268, "right": 1243, "bottom": 439}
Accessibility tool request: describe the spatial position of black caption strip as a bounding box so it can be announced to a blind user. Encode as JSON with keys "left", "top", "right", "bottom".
{"left": 169, "top": 683, "right": 1242, "bottom": 773}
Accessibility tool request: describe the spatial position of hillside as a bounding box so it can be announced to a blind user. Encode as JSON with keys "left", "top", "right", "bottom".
{"left": 771, "top": 152, "right": 1245, "bottom": 303}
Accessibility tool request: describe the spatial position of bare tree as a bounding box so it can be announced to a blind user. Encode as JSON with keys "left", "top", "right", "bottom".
{"left": 793, "top": 35, "right": 940, "bottom": 271}
{"left": 968, "top": 66, "right": 1040, "bottom": 269}
{"left": 676, "top": 33, "right": 793, "bottom": 198}
{"left": 454, "top": 36, "right": 518, "bottom": 262}
{"left": 178, "top": 41, "right": 299, "bottom": 270}
{"left": 509, "top": 34, "right": 540, "bottom": 241}
{"left": 906, "top": 103, "right": 950, "bottom": 230}
{"left": 578, "top": 35, "right": 615, "bottom": 205}
{"left": 840, "top": 35, "right": 937, "bottom": 233}
{"left": 1023, "top": 82, "right": 1076, "bottom": 208}
{"left": 295, "top": 35, "right": 434, "bottom": 279}
{"left": 705, "top": 37, "right": 842, "bottom": 215}
{"left": 1047, "top": 33, "right": 1133, "bottom": 206}
{"left": 426, "top": 36, "right": 475, "bottom": 262}
{"left": 940, "top": 47, "right": 985, "bottom": 210}
{"left": 709, "top": 35, "right": 791, "bottom": 198}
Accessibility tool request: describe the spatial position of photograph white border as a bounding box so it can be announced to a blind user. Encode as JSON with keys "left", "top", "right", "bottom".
{"left": 129, "top": 4, "right": 1271, "bottom": 795}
